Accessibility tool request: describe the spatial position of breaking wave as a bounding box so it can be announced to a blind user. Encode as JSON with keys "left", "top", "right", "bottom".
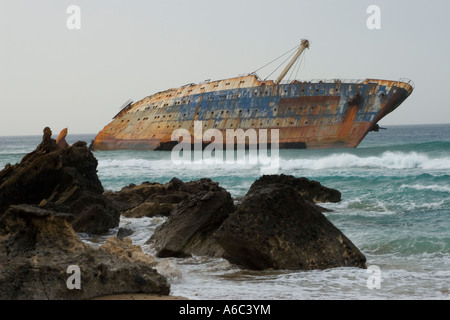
{"left": 97, "top": 151, "right": 450, "bottom": 172}
{"left": 280, "top": 151, "right": 450, "bottom": 171}
{"left": 401, "top": 184, "right": 450, "bottom": 193}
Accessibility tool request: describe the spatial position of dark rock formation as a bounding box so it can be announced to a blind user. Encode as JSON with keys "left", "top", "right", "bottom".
{"left": 214, "top": 180, "right": 366, "bottom": 270}
{"left": 249, "top": 174, "right": 341, "bottom": 203}
{"left": 0, "top": 204, "right": 169, "bottom": 300}
{"left": 117, "top": 227, "right": 134, "bottom": 240}
{"left": 104, "top": 177, "right": 224, "bottom": 218}
{"left": 0, "top": 127, "right": 120, "bottom": 234}
{"left": 145, "top": 174, "right": 365, "bottom": 271}
{"left": 147, "top": 179, "right": 234, "bottom": 258}
{"left": 247, "top": 174, "right": 341, "bottom": 213}
{"left": 120, "top": 201, "right": 176, "bottom": 218}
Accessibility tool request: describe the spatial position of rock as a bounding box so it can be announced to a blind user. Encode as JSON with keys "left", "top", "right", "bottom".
{"left": 147, "top": 179, "right": 235, "bottom": 258}
{"left": 0, "top": 204, "right": 170, "bottom": 300}
{"left": 100, "top": 236, "right": 155, "bottom": 265}
{"left": 103, "top": 182, "right": 169, "bottom": 213}
{"left": 214, "top": 181, "right": 366, "bottom": 270}
{"left": 144, "top": 175, "right": 364, "bottom": 271}
{"left": 104, "top": 177, "right": 226, "bottom": 218}
{"left": 56, "top": 128, "right": 70, "bottom": 149}
{"left": 117, "top": 227, "right": 134, "bottom": 240}
{"left": 122, "top": 202, "right": 175, "bottom": 218}
{"left": 0, "top": 127, "right": 120, "bottom": 234}
{"left": 249, "top": 174, "right": 341, "bottom": 204}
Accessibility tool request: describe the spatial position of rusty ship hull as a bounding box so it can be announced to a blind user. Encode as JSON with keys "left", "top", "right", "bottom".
{"left": 92, "top": 74, "right": 413, "bottom": 151}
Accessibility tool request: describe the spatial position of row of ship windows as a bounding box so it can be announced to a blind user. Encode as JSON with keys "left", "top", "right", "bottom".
{"left": 124, "top": 106, "right": 328, "bottom": 123}
{"left": 161, "top": 84, "right": 344, "bottom": 100}
{"left": 127, "top": 119, "right": 340, "bottom": 133}
{"left": 121, "top": 117, "right": 343, "bottom": 130}
{"left": 142, "top": 93, "right": 246, "bottom": 110}
{"left": 130, "top": 109, "right": 253, "bottom": 121}
{"left": 139, "top": 87, "right": 344, "bottom": 111}
{"left": 135, "top": 105, "right": 323, "bottom": 120}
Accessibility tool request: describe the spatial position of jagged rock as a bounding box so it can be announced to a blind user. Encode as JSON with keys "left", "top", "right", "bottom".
{"left": 0, "top": 127, "right": 120, "bottom": 234}
{"left": 100, "top": 236, "right": 155, "bottom": 265}
{"left": 249, "top": 174, "right": 341, "bottom": 203}
{"left": 104, "top": 177, "right": 225, "bottom": 218}
{"left": 147, "top": 179, "right": 235, "bottom": 258}
{"left": 56, "top": 128, "right": 70, "bottom": 149}
{"left": 0, "top": 204, "right": 170, "bottom": 300}
{"left": 247, "top": 174, "right": 341, "bottom": 213}
{"left": 144, "top": 175, "right": 364, "bottom": 270}
{"left": 214, "top": 180, "right": 366, "bottom": 270}
{"left": 122, "top": 202, "right": 175, "bottom": 218}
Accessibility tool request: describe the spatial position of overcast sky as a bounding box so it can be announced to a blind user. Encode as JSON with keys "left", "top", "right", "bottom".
{"left": 1, "top": 0, "right": 449, "bottom": 136}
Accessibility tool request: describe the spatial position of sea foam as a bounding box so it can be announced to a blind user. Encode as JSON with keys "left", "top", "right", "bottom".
{"left": 280, "top": 151, "right": 450, "bottom": 170}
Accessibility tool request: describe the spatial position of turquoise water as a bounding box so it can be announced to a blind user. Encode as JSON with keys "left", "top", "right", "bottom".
{"left": 1, "top": 124, "right": 449, "bottom": 299}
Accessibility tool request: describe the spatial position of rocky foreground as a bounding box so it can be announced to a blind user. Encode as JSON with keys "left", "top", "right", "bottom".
{"left": 0, "top": 127, "right": 119, "bottom": 234}
{"left": 0, "top": 128, "right": 366, "bottom": 299}
{"left": 0, "top": 128, "right": 169, "bottom": 299}
{"left": 146, "top": 175, "right": 366, "bottom": 270}
{"left": 0, "top": 204, "right": 169, "bottom": 299}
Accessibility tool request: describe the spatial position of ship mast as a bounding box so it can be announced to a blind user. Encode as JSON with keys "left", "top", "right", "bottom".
{"left": 274, "top": 39, "right": 310, "bottom": 85}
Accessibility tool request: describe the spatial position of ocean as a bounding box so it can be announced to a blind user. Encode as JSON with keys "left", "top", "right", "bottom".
{"left": 1, "top": 124, "right": 449, "bottom": 300}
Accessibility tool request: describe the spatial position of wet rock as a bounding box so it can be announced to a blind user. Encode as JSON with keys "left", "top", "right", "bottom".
{"left": 147, "top": 179, "right": 235, "bottom": 258}
{"left": 214, "top": 180, "right": 366, "bottom": 271}
{"left": 249, "top": 174, "right": 341, "bottom": 204}
{"left": 100, "top": 236, "right": 155, "bottom": 265}
{"left": 247, "top": 174, "right": 341, "bottom": 213}
{"left": 117, "top": 227, "right": 134, "bottom": 240}
{"left": 0, "top": 127, "right": 120, "bottom": 234}
{"left": 0, "top": 204, "right": 170, "bottom": 300}
{"left": 104, "top": 177, "right": 224, "bottom": 218}
{"left": 122, "top": 202, "right": 176, "bottom": 218}
{"left": 144, "top": 175, "right": 364, "bottom": 271}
